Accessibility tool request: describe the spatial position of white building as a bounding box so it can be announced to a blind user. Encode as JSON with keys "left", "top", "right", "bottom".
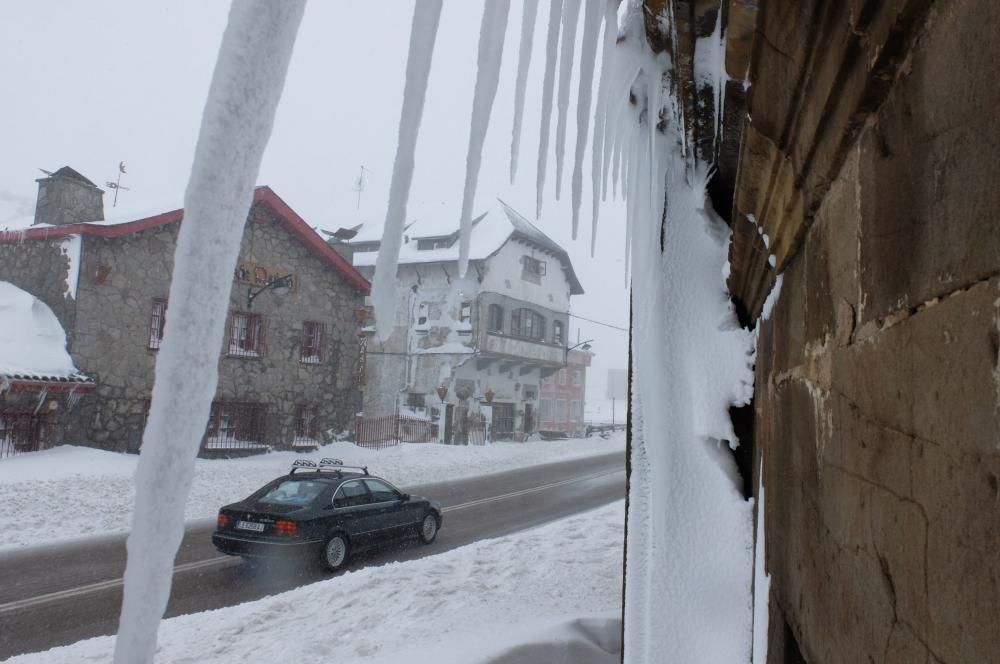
{"left": 348, "top": 201, "right": 584, "bottom": 442}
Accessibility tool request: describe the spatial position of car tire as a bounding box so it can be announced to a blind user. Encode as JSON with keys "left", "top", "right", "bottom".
{"left": 322, "top": 533, "right": 350, "bottom": 572}
{"left": 418, "top": 512, "right": 439, "bottom": 544}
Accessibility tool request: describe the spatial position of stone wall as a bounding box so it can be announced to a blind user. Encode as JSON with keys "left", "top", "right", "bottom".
{"left": 65, "top": 205, "right": 363, "bottom": 452}
{"left": 739, "top": 0, "right": 1000, "bottom": 661}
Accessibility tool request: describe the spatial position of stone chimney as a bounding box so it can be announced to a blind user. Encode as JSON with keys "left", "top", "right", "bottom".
{"left": 34, "top": 167, "right": 105, "bottom": 226}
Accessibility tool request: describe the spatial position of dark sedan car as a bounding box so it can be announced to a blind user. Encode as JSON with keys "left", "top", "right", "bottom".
{"left": 212, "top": 458, "right": 442, "bottom": 571}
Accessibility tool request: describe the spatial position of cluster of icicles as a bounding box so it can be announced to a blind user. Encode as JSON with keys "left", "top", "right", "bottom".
{"left": 371, "top": 0, "right": 686, "bottom": 340}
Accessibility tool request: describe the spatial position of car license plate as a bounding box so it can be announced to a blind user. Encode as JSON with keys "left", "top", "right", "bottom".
{"left": 236, "top": 520, "right": 265, "bottom": 532}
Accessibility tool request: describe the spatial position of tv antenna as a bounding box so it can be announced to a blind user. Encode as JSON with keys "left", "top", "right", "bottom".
{"left": 105, "top": 161, "right": 130, "bottom": 207}
{"left": 353, "top": 165, "right": 372, "bottom": 210}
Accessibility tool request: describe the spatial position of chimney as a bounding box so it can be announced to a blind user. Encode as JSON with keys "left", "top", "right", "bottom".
{"left": 34, "top": 167, "right": 105, "bottom": 226}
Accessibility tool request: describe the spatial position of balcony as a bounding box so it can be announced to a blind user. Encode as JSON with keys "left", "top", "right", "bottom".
{"left": 479, "top": 330, "right": 565, "bottom": 366}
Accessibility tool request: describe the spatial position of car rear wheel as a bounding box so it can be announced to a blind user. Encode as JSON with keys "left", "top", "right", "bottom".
{"left": 419, "top": 512, "right": 439, "bottom": 544}
{"left": 322, "top": 534, "right": 350, "bottom": 571}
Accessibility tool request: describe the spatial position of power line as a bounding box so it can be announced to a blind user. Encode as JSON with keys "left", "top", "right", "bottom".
{"left": 567, "top": 312, "right": 628, "bottom": 332}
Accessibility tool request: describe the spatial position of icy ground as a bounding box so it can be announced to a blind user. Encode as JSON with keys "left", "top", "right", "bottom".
{"left": 0, "top": 433, "right": 623, "bottom": 552}
{"left": 9, "top": 500, "right": 624, "bottom": 664}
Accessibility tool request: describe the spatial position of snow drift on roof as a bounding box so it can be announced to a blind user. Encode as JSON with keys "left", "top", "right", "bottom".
{"left": 0, "top": 281, "right": 85, "bottom": 381}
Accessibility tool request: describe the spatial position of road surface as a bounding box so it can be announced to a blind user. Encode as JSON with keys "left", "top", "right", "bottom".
{"left": 0, "top": 451, "right": 625, "bottom": 659}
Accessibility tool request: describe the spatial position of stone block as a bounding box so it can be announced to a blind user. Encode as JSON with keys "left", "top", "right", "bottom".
{"left": 834, "top": 277, "right": 1000, "bottom": 456}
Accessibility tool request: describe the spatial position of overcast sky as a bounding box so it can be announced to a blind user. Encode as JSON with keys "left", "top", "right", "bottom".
{"left": 0, "top": 1, "right": 629, "bottom": 397}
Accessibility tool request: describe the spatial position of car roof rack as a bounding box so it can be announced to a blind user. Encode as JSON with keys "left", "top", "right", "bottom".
{"left": 289, "top": 458, "right": 369, "bottom": 476}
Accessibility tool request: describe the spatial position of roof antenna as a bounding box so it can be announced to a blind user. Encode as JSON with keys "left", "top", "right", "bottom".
{"left": 105, "top": 161, "right": 130, "bottom": 208}
{"left": 353, "top": 165, "right": 372, "bottom": 210}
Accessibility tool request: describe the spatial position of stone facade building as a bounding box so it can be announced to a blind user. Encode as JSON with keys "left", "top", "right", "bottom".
{"left": 0, "top": 167, "right": 370, "bottom": 455}
{"left": 348, "top": 201, "right": 583, "bottom": 442}
{"left": 640, "top": 1, "right": 1000, "bottom": 661}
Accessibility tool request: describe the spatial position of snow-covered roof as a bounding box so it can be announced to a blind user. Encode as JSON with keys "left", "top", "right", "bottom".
{"left": 0, "top": 281, "right": 92, "bottom": 386}
{"left": 0, "top": 187, "right": 371, "bottom": 294}
{"left": 351, "top": 200, "right": 584, "bottom": 295}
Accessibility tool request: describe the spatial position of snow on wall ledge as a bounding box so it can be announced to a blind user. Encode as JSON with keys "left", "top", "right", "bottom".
{"left": 610, "top": 5, "right": 756, "bottom": 662}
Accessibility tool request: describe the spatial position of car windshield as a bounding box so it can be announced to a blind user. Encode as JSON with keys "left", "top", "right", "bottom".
{"left": 257, "top": 479, "right": 327, "bottom": 506}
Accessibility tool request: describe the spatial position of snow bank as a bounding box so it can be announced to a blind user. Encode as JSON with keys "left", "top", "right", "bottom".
{"left": 10, "top": 501, "right": 625, "bottom": 664}
{"left": 0, "top": 281, "right": 80, "bottom": 379}
{"left": 0, "top": 433, "right": 624, "bottom": 552}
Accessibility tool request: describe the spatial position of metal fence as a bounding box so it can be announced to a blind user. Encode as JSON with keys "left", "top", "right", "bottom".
{"left": 354, "top": 414, "right": 437, "bottom": 449}
{"left": 0, "top": 413, "right": 47, "bottom": 459}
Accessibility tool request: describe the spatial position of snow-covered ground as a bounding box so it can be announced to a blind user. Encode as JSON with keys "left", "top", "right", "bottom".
{"left": 0, "top": 433, "right": 623, "bottom": 552}
{"left": 10, "top": 501, "right": 625, "bottom": 664}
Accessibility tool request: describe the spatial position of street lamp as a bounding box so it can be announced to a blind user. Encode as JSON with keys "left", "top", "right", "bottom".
{"left": 565, "top": 339, "right": 594, "bottom": 362}
{"left": 247, "top": 274, "right": 294, "bottom": 310}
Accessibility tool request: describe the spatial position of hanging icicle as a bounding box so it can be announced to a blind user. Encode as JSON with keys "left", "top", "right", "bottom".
{"left": 371, "top": 0, "right": 444, "bottom": 341}
{"left": 554, "top": 0, "right": 582, "bottom": 200}
{"left": 112, "top": 3, "right": 307, "bottom": 663}
{"left": 590, "top": 0, "right": 619, "bottom": 255}
{"left": 457, "top": 0, "right": 511, "bottom": 277}
{"left": 569, "top": 0, "right": 602, "bottom": 240}
{"left": 510, "top": 0, "right": 540, "bottom": 183}
{"left": 535, "top": 0, "right": 564, "bottom": 218}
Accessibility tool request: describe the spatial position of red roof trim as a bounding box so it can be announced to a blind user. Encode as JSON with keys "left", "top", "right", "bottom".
{"left": 0, "top": 187, "right": 371, "bottom": 294}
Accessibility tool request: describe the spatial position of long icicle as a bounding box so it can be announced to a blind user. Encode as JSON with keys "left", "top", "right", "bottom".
{"left": 112, "top": 3, "right": 306, "bottom": 663}
{"left": 371, "top": 0, "right": 444, "bottom": 340}
{"left": 554, "top": 0, "right": 582, "bottom": 200}
{"left": 590, "top": 0, "right": 619, "bottom": 255}
{"left": 457, "top": 0, "right": 511, "bottom": 277}
{"left": 535, "top": 0, "right": 564, "bottom": 218}
{"left": 510, "top": 0, "right": 540, "bottom": 183}
{"left": 570, "top": 0, "right": 602, "bottom": 241}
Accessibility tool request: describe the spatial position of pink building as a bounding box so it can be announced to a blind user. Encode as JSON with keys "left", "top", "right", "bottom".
{"left": 538, "top": 348, "right": 592, "bottom": 436}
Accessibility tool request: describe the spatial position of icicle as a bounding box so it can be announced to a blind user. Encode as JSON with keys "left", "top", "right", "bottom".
{"left": 535, "top": 0, "right": 564, "bottom": 218}
{"left": 112, "top": 3, "right": 306, "bottom": 663}
{"left": 570, "top": 0, "right": 601, "bottom": 241}
{"left": 457, "top": 0, "right": 511, "bottom": 277}
{"left": 590, "top": 0, "right": 619, "bottom": 255}
{"left": 509, "top": 0, "right": 540, "bottom": 183}
{"left": 554, "top": 0, "right": 582, "bottom": 200}
{"left": 371, "top": 0, "right": 444, "bottom": 341}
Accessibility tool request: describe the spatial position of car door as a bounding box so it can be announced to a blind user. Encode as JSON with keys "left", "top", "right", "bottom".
{"left": 330, "top": 480, "right": 380, "bottom": 548}
{"left": 363, "top": 478, "right": 421, "bottom": 539}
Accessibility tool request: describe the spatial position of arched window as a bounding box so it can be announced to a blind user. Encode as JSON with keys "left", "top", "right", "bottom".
{"left": 510, "top": 308, "right": 546, "bottom": 341}
{"left": 487, "top": 303, "right": 504, "bottom": 332}
{"left": 553, "top": 320, "right": 564, "bottom": 345}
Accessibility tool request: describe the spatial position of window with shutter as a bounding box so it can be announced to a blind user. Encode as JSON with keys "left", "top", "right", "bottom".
{"left": 148, "top": 298, "right": 167, "bottom": 350}
{"left": 301, "top": 321, "right": 323, "bottom": 364}
{"left": 228, "top": 312, "right": 263, "bottom": 357}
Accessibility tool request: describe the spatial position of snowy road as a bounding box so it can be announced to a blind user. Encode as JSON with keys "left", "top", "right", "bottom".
{"left": 0, "top": 451, "right": 624, "bottom": 659}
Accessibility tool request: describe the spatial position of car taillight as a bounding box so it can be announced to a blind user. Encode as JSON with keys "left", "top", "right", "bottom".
{"left": 217, "top": 513, "right": 230, "bottom": 529}
{"left": 274, "top": 520, "right": 298, "bottom": 537}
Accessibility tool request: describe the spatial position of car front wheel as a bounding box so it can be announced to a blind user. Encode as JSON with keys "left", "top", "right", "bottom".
{"left": 419, "top": 512, "right": 439, "bottom": 544}
{"left": 322, "top": 534, "right": 350, "bottom": 571}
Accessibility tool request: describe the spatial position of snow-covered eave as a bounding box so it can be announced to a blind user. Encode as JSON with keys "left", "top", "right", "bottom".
{"left": 1, "top": 372, "right": 95, "bottom": 392}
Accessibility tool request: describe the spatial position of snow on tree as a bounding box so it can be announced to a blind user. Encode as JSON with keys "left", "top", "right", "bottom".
{"left": 112, "top": 3, "right": 306, "bottom": 662}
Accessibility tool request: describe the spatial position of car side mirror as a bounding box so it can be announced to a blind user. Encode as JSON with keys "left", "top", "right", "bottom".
{"left": 400, "top": 493, "right": 410, "bottom": 502}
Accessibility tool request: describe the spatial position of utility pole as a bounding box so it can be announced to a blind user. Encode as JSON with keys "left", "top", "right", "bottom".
{"left": 353, "top": 165, "right": 372, "bottom": 209}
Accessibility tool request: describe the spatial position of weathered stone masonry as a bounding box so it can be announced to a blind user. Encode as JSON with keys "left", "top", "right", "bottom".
{"left": 725, "top": 0, "right": 1000, "bottom": 662}
{"left": 639, "top": 0, "right": 1000, "bottom": 661}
